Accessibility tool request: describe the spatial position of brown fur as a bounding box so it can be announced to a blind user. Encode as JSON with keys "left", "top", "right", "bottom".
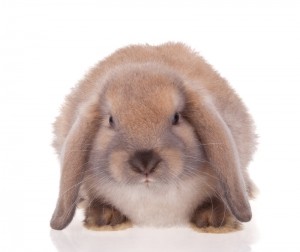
{"left": 50, "top": 42, "right": 256, "bottom": 231}
{"left": 84, "top": 200, "right": 128, "bottom": 228}
{"left": 191, "top": 197, "right": 238, "bottom": 229}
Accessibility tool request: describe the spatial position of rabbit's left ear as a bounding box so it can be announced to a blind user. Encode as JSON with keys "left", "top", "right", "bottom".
{"left": 184, "top": 88, "right": 252, "bottom": 222}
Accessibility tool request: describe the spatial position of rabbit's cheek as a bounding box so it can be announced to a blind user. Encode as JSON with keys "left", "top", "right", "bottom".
{"left": 172, "top": 122, "right": 199, "bottom": 149}
{"left": 108, "top": 151, "right": 129, "bottom": 182}
{"left": 94, "top": 128, "right": 115, "bottom": 152}
{"left": 160, "top": 149, "right": 183, "bottom": 176}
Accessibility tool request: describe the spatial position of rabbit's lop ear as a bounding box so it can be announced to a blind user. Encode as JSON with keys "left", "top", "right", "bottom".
{"left": 50, "top": 102, "right": 100, "bottom": 230}
{"left": 185, "top": 89, "right": 252, "bottom": 222}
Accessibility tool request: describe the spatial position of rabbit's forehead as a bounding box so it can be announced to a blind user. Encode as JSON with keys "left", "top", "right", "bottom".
{"left": 105, "top": 74, "right": 184, "bottom": 118}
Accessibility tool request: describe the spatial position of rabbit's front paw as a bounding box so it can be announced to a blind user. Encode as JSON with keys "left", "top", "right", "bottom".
{"left": 84, "top": 200, "right": 129, "bottom": 230}
{"left": 191, "top": 197, "right": 239, "bottom": 231}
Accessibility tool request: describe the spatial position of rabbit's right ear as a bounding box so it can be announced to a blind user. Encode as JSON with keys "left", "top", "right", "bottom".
{"left": 50, "top": 101, "right": 101, "bottom": 230}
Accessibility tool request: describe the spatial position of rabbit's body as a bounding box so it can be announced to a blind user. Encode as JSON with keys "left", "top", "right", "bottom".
{"left": 51, "top": 43, "right": 256, "bottom": 231}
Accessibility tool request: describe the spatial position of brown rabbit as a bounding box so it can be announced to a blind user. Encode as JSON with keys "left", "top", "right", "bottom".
{"left": 50, "top": 43, "right": 256, "bottom": 231}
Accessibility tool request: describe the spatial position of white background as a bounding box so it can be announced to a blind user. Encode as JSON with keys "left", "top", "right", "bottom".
{"left": 1, "top": 0, "right": 300, "bottom": 251}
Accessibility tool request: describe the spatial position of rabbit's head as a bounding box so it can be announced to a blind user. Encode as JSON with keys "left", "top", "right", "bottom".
{"left": 89, "top": 64, "right": 203, "bottom": 187}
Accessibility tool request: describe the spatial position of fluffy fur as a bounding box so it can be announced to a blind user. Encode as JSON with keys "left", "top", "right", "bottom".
{"left": 50, "top": 42, "right": 256, "bottom": 232}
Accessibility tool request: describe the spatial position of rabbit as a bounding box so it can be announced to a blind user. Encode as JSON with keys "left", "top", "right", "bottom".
{"left": 50, "top": 42, "right": 257, "bottom": 232}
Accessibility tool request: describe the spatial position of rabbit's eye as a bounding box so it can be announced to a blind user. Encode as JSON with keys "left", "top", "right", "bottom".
{"left": 109, "top": 116, "right": 114, "bottom": 127}
{"left": 172, "top": 112, "right": 180, "bottom": 125}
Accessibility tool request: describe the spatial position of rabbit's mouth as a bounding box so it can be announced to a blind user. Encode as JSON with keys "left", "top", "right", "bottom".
{"left": 140, "top": 176, "right": 155, "bottom": 184}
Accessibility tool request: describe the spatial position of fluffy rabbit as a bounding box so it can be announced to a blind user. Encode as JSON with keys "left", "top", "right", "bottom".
{"left": 50, "top": 43, "right": 256, "bottom": 231}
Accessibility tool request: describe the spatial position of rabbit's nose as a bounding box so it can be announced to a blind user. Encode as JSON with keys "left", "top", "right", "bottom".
{"left": 129, "top": 150, "right": 162, "bottom": 175}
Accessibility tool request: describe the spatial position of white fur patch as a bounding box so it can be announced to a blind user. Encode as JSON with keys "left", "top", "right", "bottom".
{"left": 96, "top": 176, "right": 210, "bottom": 227}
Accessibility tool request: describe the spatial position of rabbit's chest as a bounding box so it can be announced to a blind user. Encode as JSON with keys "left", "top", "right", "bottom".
{"left": 99, "top": 178, "right": 208, "bottom": 226}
